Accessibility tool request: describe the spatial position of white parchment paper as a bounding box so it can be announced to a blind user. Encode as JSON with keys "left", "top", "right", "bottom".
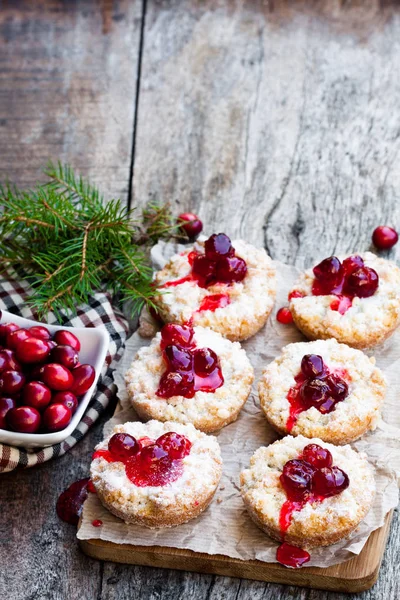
{"left": 78, "top": 242, "right": 400, "bottom": 568}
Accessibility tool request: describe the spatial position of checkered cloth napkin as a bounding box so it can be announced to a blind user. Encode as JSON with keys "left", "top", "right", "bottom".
{"left": 0, "top": 273, "right": 129, "bottom": 473}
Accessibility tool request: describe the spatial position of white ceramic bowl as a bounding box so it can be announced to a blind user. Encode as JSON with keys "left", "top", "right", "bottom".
{"left": 0, "top": 310, "right": 109, "bottom": 448}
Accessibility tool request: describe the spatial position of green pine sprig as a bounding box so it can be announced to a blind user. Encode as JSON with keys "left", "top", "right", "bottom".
{"left": 0, "top": 162, "right": 182, "bottom": 319}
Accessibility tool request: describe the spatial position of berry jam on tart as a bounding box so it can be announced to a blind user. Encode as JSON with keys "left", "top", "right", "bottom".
{"left": 152, "top": 235, "right": 276, "bottom": 341}
{"left": 288, "top": 252, "right": 400, "bottom": 348}
{"left": 240, "top": 435, "right": 375, "bottom": 566}
{"left": 259, "top": 339, "right": 385, "bottom": 445}
{"left": 91, "top": 420, "right": 222, "bottom": 528}
{"left": 125, "top": 324, "right": 254, "bottom": 433}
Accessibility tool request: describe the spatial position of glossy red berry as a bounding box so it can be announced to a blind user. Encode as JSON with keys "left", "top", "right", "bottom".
{"left": 56, "top": 478, "right": 89, "bottom": 525}
{"left": 342, "top": 255, "right": 364, "bottom": 275}
{"left": 300, "top": 378, "right": 331, "bottom": 410}
{"left": 193, "top": 348, "right": 219, "bottom": 376}
{"left": 16, "top": 337, "right": 51, "bottom": 364}
{"left": 40, "top": 363, "right": 74, "bottom": 391}
{"left": 42, "top": 403, "right": 72, "bottom": 432}
{"left": 312, "top": 466, "right": 349, "bottom": 497}
{"left": 50, "top": 345, "right": 79, "bottom": 369}
{"left": 372, "top": 226, "right": 398, "bottom": 250}
{"left": 51, "top": 391, "right": 78, "bottom": 413}
{"left": 108, "top": 433, "right": 140, "bottom": 460}
{"left": 6, "top": 405, "right": 41, "bottom": 433}
{"left": 140, "top": 443, "right": 169, "bottom": 466}
{"left": 0, "top": 322, "right": 20, "bottom": 343}
{"left": 0, "top": 370, "right": 26, "bottom": 394}
{"left": 216, "top": 256, "right": 247, "bottom": 283}
{"left": 313, "top": 256, "right": 343, "bottom": 291}
{"left": 204, "top": 233, "right": 234, "bottom": 260}
{"left": 192, "top": 255, "right": 217, "bottom": 285}
{"left": 0, "top": 349, "right": 21, "bottom": 372}
{"left": 178, "top": 212, "right": 203, "bottom": 239}
{"left": 22, "top": 381, "right": 52, "bottom": 411}
{"left": 28, "top": 325, "right": 51, "bottom": 341}
{"left": 0, "top": 397, "right": 17, "bottom": 429}
{"left": 288, "top": 290, "right": 304, "bottom": 300}
{"left": 165, "top": 345, "right": 193, "bottom": 371}
{"left": 276, "top": 307, "right": 293, "bottom": 324}
{"left": 53, "top": 330, "right": 81, "bottom": 352}
{"left": 280, "top": 459, "right": 315, "bottom": 500}
{"left": 345, "top": 266, "right": 379, "bottom": 298}
{"left": 325, "top": 373, "right": 348, "bottom": 400}
{"left": 157, "top": 432, "right": 192, "bottom": 459}
{"left": 6, "top": 328, "right": 32, "bottom": 351}
{"left": 71, "top": 364, "right": 95, "bottom": 395}
{"left": 300, "top": 354, "right": 326, "bottom": 379}
{"left": 157, "top": 371, "right": 195, "bottom": 398}
{"left": 302, "top": 444, "right": 333, "bottom": 469}
{"left": 161, "top": 324, "right": 194, "bottom": 348}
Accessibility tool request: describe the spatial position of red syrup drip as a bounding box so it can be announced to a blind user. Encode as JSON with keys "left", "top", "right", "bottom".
{"left": 197, "top": 293, "right": 230, "bottom": 313}
{"left": 92, "top": 519, "right": 103, "bottom": 527}
{"left": 87, "top": 480, "right": 97, "bottom": 493}
{"left": 92, "top": 449, "right": 114, "bottom": 462}
{"left": 56, "top": 478, "right": 89, "bottom": 525}
{"left": 276, "top": 543, "right": 310, "bottom": 568}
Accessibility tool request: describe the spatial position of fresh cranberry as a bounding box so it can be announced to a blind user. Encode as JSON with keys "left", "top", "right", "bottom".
{"left": 312, "top": 466, "right": 350, "bottom": 497}
{"left": 42, "top": 403, "right": 72, "bottom": 432}
{"left": 193, "top": 348, "right": 219, "bottom": 376}
{"left": 342, "top": 255, "right": 364, "bottom": 275}
{"left": 288, "top": 290, "right": 304, "bottom": 300}
{"left": 300, "top": 378, "right": 331, "bottom": 410}
{"left": 178, "top": 212, "right": 203, "bottom": 239}
{"left": 16, "top": 337, "right": 50, "bottom": 364}
{"left": 52, "top": 391, "right": 78, "bottom": 413}
{"left": 280, "top": 459, "right": 315, "bottom": 500}
{"left": 372, "top": 226, "right": 398, "bottom": 250}
{"left": 216, "top": 256, "right": 247, "bottom": 283}
{"left": 140, "top": 443, "right": 169, "bottom": 466}
{"left": 71, "top": 364, "right": 95, "bottom": 395}
{"left": 157, "top": 371, "right": 195, "bottom": 398}
{"left": 345, "top": 266, "right": 379, "bottom": 298}
{"left": 56, "top": 478, "right": 89, "bottom": 525}
{"left": 0, "top": 322, "right": 20, "bottom": 343}
{"left": 276, "top": 307, "right": 293, "bottom": 324}
{"left": 28, "top": 325, "right": 51, "bottom": 341}
{"left": 157, "top": 432, "right": 192, "bottom": 459}
{"left": 302, "top": 444, "right": 333, "bottom": 469}
{"left": 204, "top": 233, "right": 234, "bottom": 260}
{"left": 138, "top": 436, "right": 154, "bottom": 449}
{"left": 6, "top": 328, "right": 32, "bottom": 351}
{"left": 40, "top": 363, "right": 74, "bottom": 391}
{"left": 161, "top": 324, "right": 194, "bottom": 348}
{"left": 165, "top": 345, "right": 193, "bottom": 371}
{"left": 300, "top": 354, "right": 326, "bottom": 379}
{"left": 192, "top": 255, "right": 217, "bottom": 285}
{"left": 6, "top": 406, "right": 41, "bottom": 433}
{"left": 108, "top": 433, "right": 140, "bottom": 460}
{"left": 22, "top": 381, "right": 52, "bottom": 411}
{"left": 0, "top": 370, "right": 26, "bottom": 395}
{"left": 47, "top": 340, "right": 57, "bottom": 350}
{"left": 0, "top": 397, "right": 16, "bottom": 429}
{"left": 53, "top": 330, "right": 81, "bottom": 352}
{"left": 313, "top": 256, "right": 343, "bottom": 292}
{"left": 50, "top": 345, "right": 79, "bottom": 369}
{"left": 325, "top": 373, "right": 348, "bottom": 400}
{"left": 0, "top": 349, "right": 21, "bottom": 372}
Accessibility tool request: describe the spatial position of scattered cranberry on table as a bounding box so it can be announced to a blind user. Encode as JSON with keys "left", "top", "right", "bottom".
{"left": 0, "top": 320, "right": 96, "bottom": 434}
{"left": 276, "top": 307, "right": 293, "bottom": 324}
{"left": 372, "top": 226, "right": 398, "bottom": 250}
{"left": 177, "top": 212, "right": 203, "bottom": 240}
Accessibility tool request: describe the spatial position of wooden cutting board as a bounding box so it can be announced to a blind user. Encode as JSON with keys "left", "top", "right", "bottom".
{"left": 79, "top": 509, "right": 393, "bottom": 593}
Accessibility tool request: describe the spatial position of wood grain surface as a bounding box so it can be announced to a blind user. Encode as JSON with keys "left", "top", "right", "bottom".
{"left": 1, "top": 1, "right": 400, "bottom": 599}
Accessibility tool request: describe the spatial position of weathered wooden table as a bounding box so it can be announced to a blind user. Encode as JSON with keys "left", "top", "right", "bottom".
{"left": 1, "top": 1, "right": 400, "bottom": 598}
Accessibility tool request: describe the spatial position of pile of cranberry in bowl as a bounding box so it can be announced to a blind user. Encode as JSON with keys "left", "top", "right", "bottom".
{"left": 0, "top": 310, "right": 108, "bottom": 448}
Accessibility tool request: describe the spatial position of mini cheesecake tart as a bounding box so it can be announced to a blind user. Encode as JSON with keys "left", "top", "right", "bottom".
{"left": 258, "top": 339, "right": 386, "bottom": 445}
{"left": 91, "top": 420, "right": 222, "bottom": 528}
{"left": 125, "top": 324, "right": 254, "bottom": 433}
{"left": 240, "top": 435, "right": 375, "bottom": 550}
{"left": 152, "top": 233, "right": 276, "bottom": 341}
{"left": 289, "top": 252, "right": 400, "bottom": 348}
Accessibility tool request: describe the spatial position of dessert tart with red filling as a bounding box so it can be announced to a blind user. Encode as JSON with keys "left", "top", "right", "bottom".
{"left": 125, "top": 323, "right": 254, "bottom": 433}
{"left": 240, "top": 435, "right": 375, "bottom": 549}
{"left": 90, "top": 420, "right": 222, "bottom": 528}
{"left": 289, "top": 252, "right": 400, "bottom": 348}
{"left": 258, "top": 339, "right": 385, "bottom": 444}
{"left": 152, "top": 233, "right": 276, "bottom": 341}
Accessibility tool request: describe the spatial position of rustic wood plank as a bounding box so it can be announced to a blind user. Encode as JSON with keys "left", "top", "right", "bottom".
{"left": 0, "top": 0, "right": 142, "bottom": 203}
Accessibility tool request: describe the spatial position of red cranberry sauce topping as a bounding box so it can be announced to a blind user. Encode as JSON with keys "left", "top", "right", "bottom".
{"left": 94, "top": 431, "right": 192, "bottom": 487}
{"left": 276, "top": 542, "right": 310, "bottom": 568}
{"left": 160, "top": 233, "right": 247, "bottom": 290}
{"left": 278, "top": 444, "right": 349, "bottom": 536}
{"left": 286, "top": 354, "right": 349, "bottom": 431}
{"left": 311, "top": 255, "right": 379, "bottom": 313}
{"left": 156, "top": 324, "right": 224, "bottom": 399}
